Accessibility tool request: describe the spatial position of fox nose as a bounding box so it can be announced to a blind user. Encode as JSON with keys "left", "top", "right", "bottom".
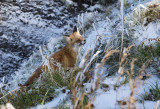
{"left": 82, "top": 39, "right": 86, "bottom": 45}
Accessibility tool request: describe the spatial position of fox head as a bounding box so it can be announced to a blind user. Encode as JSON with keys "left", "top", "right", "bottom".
{"left": 64, "top": 26, "right": 86, "bottom": 46}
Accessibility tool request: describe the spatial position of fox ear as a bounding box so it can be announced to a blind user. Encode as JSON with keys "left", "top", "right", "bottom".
{"left": 73, "top": 26, "right": 79, "bottom": 33}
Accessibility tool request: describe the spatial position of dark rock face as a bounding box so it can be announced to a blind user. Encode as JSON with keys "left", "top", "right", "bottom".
{"left": 72, "top": 0, "right": 95, "bottom": 5}
{"left": 0, "top": 0, "right": 87, "bottom": 82}
{"left": 0, "top": 0, "right": 6, "bottom": 2}
{"left": 72, "top": 0, "right": 117, "bottom": 5}
{"left": 98, "top": 0, "right": 118, "bottom": 5}
{"left": 0, "top": 28, "right": 37, "bottom": 78}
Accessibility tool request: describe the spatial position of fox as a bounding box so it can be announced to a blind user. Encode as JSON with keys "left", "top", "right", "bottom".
{"left": 19, "top": 26, "right": 86, "bottom": 87}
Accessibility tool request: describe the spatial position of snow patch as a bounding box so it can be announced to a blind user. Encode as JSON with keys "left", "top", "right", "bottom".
{"left": 34, "top": 90, "right": 69, "bottom": 109}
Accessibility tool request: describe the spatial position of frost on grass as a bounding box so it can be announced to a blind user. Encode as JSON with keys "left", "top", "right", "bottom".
{"left": 126, "top": 1, "right": 160, "bottom": 46}
{"left": 33, "top": 89, "right": 70, "bottom": 109}
{"left": 31, "top": 1, "right": 160, "bottom": 109}
{"left": 32, "top": 6, "right": 117, "bottom": 108}
{"left": 0, "top": 0, "right": 160, "bottom": 108}
{"left": 0, "top": 37, "right": 63, "bottom": 91}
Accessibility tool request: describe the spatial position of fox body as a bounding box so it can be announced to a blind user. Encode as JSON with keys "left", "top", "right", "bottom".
{"left": 22, "top": 26, "right": 86, "bottom": 86}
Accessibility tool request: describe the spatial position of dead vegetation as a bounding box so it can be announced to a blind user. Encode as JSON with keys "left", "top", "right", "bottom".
{"left": 144, "top": 4, "right": 160, "bottom": 26}
{"left": 126, "top": 3, "right": 160, "bottom": 26}
{"left": 0, "top": 1, "right": 160, "bottom": 109}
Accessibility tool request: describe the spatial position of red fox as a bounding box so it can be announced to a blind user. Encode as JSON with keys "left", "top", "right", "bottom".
{"left": 20, "top": 26, "right": 86, "bottom": 86}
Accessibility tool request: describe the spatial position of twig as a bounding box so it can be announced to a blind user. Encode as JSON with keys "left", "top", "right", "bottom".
{"left": 0, "top": 88, "right": 20, "bottom": 100}
{"left": 120, "top": 0, "right": 125, "bottom": 62}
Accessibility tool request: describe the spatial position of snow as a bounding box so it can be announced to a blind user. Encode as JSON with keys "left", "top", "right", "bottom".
{"left": 135, "top": 22, "right": 160, "bottom": 45}
{"left": 33, "top": 89, "right": 70, "bottom": 109}
{"left": 86, "top": 4, "right": 103, "bottom": 11}
{"left": 0, "top": 103, "right": 15, "bottom": 109}
{"left": 94, "top": 90, "right": 117, "bottom": 109}
{"left": 0, "top": 0, "right": 85, "bottom": 82}
{"left": 125, "top": 0, "right": 160, "bottom": 46}
{"left": 0, "top": 0, "right": 160, "bottom": 108}
{"left": 1, "top": 34, "right": 8, "bottom": 39}
{"left": 137, "top": 101, "right": 160, "bottom": 109}
{"left": 93, "top": 76, "right": 130, "bottom": 109}
{"left": 93, "top": 75, "right": 160, "bottom": 109}
{"left": 61, "top": 0, "right": 75, "bottom": 7}
{"left": 83, "top": 1, "right": 160, "bottom": 108}
{"left": 7, "top": 36, "right": 63, "bottom": 90}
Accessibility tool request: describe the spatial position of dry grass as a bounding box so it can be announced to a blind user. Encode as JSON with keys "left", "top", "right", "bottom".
{"left": 126, "top": 3, "right": 160, "bottom": 26}
{"left": 144, "top": 4, "right": 160, "bottom": 26}
{"left": 70, "top": 47, "right": 119, "bottom": 109}
{"left": 0, "top": 1, "right": 160, "bottom": 109}
{"left": 116, "top": 43, "right": 156, "bottom": 109}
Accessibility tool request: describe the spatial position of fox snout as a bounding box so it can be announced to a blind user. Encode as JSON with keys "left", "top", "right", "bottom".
{"left": 81, "top": 39, "right": 86, "bottom": 45}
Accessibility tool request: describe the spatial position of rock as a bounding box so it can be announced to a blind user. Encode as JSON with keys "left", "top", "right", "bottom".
{"left": 101, "top": 83, "right": 109, "bottom": 89}
{"left": 2, "top": 16, "right": 8, "bottom": 21}
{"left": 99, "top": 0, "right": 117, "bottom": 5}
{"left": 0, "top": 31, "right": 3, "bottom": 36}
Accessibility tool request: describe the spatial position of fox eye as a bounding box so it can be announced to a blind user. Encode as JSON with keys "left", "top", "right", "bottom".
{"left": 76, "top": 39, "right": 81, "bottom": 42}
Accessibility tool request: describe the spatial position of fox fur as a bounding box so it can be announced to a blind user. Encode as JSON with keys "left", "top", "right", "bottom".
{"left": 21, "top": 26, "right": 86, "bottom": 86}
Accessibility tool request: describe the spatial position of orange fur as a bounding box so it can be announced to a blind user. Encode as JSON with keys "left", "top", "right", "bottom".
{"left": 22, "top": 26, "right": 85, "bottom": 86}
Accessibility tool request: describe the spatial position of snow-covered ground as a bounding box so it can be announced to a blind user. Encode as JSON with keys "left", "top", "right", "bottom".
{"left": 0, "top": 0, "right": 160, "bottom": 109}
{"left": 0, "top": 0, "right": 87, "bottom": 82}
{"left": 33, "top": 0, "right": 160, "bottom": 108}
{"left": 34, "top": 88, "right": 70, "bottom": 109}
{"left": 93, "top": 75, "right": 160, "bottom": 109}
